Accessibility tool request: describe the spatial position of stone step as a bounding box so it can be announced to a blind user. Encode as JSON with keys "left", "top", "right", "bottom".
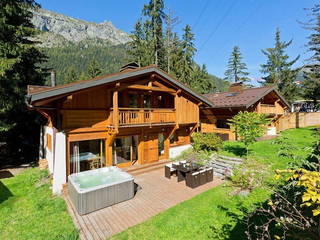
{"left": 212, "top": 166, "right": 233, "bottom": 175}
{"left": 213, "top": 172, "right": 225, "bottom": 178}
{"left": 211, "top": 161, "right": 235, "bottom": 169}
{"left": 214, "top": 160, "right": 241, "bottom": 168}
{"left": 218, "top": 155, "right": 243, "bottom": 163}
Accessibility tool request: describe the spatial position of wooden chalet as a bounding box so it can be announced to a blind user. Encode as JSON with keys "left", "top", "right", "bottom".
{"left": 201, "top": 82, "right": 290, "bottom": 140}
{"left": 26, "top": 64, "right": 214, "bottom": 193}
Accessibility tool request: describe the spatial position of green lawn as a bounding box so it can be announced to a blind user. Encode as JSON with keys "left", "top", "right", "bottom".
{"left": 0, "top": 168, "right": 77, "bottom": 240}
{"left": 111, "top": 127, "right": 317, "bottom": 240}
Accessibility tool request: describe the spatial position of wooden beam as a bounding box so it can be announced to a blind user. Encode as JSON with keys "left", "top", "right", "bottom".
{"left": 106, "top": 133, "right": 116, "bottom": 166}
{"left": 125, "top": 84, "right": 176, "bottom": 93}
{"left": 153, "top": 80, "right": 169, "bottom": 89}
{"left": 106, "top": 133, "right": 116, "bottom": 146}
{"left": 168, "top": 125, "right": 179, "bottom": 139}
{"left": 190, "top": 123, "right": 199, "bottom": 135}
{"left": 113, "top": 90, "right": 119, "bottom": 132}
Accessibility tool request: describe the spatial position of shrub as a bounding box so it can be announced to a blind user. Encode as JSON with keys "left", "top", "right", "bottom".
{"left": 231, "top": 158, "right": 271, "bottom": 190}
{"left": 246, "top": 133, "right": 320, "bottom": 240}
{"left": 191, "top": 132, "right": 223, "bottom": 153}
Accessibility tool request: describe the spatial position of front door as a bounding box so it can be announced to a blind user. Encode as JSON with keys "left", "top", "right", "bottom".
{"left": 144, "top": 134, "right": 159, "bottom": 164}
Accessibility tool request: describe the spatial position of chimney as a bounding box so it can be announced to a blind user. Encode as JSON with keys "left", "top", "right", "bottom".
{"left": 119, "top": 62, "right": 140, "bottom": 72}
{"left": 228, "top": 82, "right": 244, "bottom": 92}
{"left": 50, "top": 70, "right": 56, "bottom": 87}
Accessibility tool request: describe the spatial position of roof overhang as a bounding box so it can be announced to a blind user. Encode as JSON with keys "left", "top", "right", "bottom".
{"left": 204, "top": 87, "right": 291, "bottom": 110}
{"left": 27, "top": 67, "right": 215, "bottom": 108}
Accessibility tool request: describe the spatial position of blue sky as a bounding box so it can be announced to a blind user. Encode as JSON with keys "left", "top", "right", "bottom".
{"left": 37, "top": 0, "right": 317, "bottom": 83}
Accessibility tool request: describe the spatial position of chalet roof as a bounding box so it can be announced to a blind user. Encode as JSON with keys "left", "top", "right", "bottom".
{"left": 26, "top": 65, "right": 214, "bottom": 107}
{"left": 203, "top": 86, "right": 290, "bottom": 109}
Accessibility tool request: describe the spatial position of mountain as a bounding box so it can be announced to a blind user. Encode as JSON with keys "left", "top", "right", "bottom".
{"left": 32, "top": 9, "right": 130, "bottom": 47}
{"left": 34, "top": 9, "right": 226, "bottom": 91}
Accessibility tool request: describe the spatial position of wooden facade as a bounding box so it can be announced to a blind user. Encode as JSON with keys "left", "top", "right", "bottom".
{"left": 28, "top": 66, "right": 209, "bottom": 178}
{"left": 201, "top": 85, "right": 289, "bottom": 140}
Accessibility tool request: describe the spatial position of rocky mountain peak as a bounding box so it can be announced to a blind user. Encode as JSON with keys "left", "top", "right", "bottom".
{"left": 32, "top": 8, "right": 130, "bottom": 47}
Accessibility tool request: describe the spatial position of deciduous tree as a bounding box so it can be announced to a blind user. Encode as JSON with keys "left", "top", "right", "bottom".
{"left": 229, "top": 111, "right": 269, "bottom": 156}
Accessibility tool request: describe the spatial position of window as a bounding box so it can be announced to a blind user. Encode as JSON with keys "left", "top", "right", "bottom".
{"left": 70, "top": 139, "right": 105, "bottom": 174}
{"left": 158, "top": 133, "right": 165, "bottom": 156}
{"left": 157, "top": 95, "right": 165, "bottom": 108}
{"left": 143, "top": 95, "right": 151, "bottom": 108}
{"left": 216, "top": 119, "right": 230, "bottom": 129}
{"left": 169, "top": 133, "right": 178, "bottom": 144}
{"left": 129, "top": 94, "right": 138, "bottom": 108}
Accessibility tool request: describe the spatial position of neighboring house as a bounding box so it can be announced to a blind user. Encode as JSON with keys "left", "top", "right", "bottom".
{"left": 201, "top": 82, "right": 290, "bottom": 140}
{"left": 26, "top": 64, "right": 214, "bottom": 193}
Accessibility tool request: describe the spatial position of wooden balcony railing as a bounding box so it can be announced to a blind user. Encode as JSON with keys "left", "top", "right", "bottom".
{"left": 110, "top": 108, "right": 176, "bottom": 126}
{"left": 259, "top": 104, "right": 279, "bottom": 115}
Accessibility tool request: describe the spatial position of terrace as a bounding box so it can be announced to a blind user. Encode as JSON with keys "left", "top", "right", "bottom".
{"left": 64, "top": 165, "right": 222, "bottom": 240}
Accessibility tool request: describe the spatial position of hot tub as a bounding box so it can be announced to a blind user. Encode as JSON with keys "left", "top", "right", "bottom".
{"left": 68, "top": 166, "right": 134, "bottom": 215}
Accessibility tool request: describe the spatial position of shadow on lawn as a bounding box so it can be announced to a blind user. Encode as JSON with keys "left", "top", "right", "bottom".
{"left": 208, "top": 204, "right": 248, "bottom": 240}
{"left": 224, "top": 145, "right": 247, "bottom": 158}
{"left": 0, "top": 181, "right": 13, "bottom": 204}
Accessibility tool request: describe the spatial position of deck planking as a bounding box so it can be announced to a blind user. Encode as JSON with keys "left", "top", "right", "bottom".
{"left": 64, "top": 168, "right": 223, "bottom": 240}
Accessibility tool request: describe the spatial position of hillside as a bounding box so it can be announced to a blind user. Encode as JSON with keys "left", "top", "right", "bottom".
{"left": 42, "top": 42, "right": 130, "bottom": 85}
{"left": 34, "top": 8, "right": 226, "bottom": 91}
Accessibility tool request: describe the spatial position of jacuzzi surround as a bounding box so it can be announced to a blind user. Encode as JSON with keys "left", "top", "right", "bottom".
{"left": 68, "top": 166, "right": 134, "bottom": 215}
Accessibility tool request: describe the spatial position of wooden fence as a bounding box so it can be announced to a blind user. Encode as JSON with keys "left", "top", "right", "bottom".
{"left": 276, "top": 112, "right": 320, "bottom": 132}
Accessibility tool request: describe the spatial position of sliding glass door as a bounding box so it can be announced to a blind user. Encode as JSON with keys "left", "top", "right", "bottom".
{"left": 113, "top": 136, "right": 138, "bottom": 167}
{"left": 70, "top": 139, "right": 105, "bottom": 174}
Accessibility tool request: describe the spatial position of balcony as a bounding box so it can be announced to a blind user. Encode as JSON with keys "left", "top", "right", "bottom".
{"left": 259, "top": 104, "right": 280, "bottom": 115}
{"left": 110, "top": 108, "right": 176, "bottom": 127}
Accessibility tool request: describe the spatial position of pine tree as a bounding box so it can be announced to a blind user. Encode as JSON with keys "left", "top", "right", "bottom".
{"left": 192, "top": 64, "right": 216, "bottom": 94}
{"left": 64, "top": 66, "right": 78, "bottom": 83}
{"left": 87, "top": 58, "right": 102, "bottom": 78}
{"left": 180, "top": 25, "right": 196, "bottom": 85}
{"left": 164, "top": 9, "right": 179, "bottom": 74}
{"left": 260, "top": 29, "right": 300, "bottom": 102}
{"left": 142, "top": 0, "right": 166, "bottom": 67}
{"left": 0, "top": 0, "right": 47, "bottom": 162}
{"left": 302, "top": 5, "right": 320, "bottom": 111}
{"left": 224, "top": 46, "right": 250, "bottom": 83}
{"left": 127, "top": 0, "right": 224, "bottom": 93}
{"left": 128, "top": 20, "right": 145, "bottom": 66}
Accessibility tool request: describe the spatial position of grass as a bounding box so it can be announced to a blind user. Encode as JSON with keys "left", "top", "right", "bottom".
{"left": 0, "top": 168, "right": 77, "bottom": 240}
{"left": 111, "top": 127, "right": 317, "bottom": 240}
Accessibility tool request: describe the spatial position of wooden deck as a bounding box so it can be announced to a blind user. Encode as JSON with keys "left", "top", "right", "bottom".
{"left": 64, "top": 168, "right": 223, "bottom": 240}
